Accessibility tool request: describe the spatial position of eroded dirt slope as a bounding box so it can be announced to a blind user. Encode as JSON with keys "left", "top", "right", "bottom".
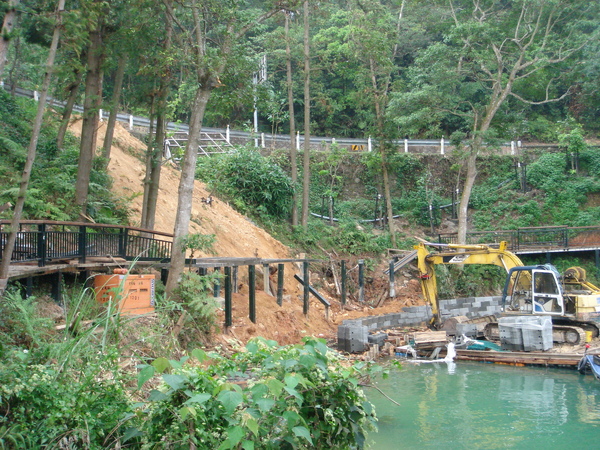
{"left": 68, "top": 119, "right": 424, "bottom": 344}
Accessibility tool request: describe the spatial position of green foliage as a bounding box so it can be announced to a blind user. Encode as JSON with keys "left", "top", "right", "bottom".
{"left": 196, "top": 148, "right": 294, "bottom": 219}
{"left": 448, "top": 148, "right": 600, "bottom": 231}
{"left": 527, "top": 153, "right": 566, "bottom": 188}
{"left": 436, "top": 265, "right": 507, "bottom": 299}
{"left": 523, "top": 116, "right": 560, "bottom": 142}
{"left": 0, "top": 92, "right": 32, "bottom": 146}
{"left": 331, "top": 221, "right": 389, "bottom": 255}
{"left": 290, "top": 219, "right": 390, "bottom": 256}
{"left": 580, "top": 148, "right": 600, "bottom": 177}
{"left": 313, "top": 144, "right": 350, "bottom": 200}
{"left": 335, "top": 197, "right": 379, "bottom": 221}
{"left": 137, "top": 337, "right": 378, "bottom": 449}
{"left": 172, "top": 271, "right": 222, "bottom": 340}
{"left": 0, "top": 93, "right": 129, "bottom": 222}
{"left": 180, "top": 233, "right": 217, "bottom": 258}
{"left": 0, "top": 289, "right": 55, "bottom": 350}
{"left": 0, "top": 423, "right": 34, "bottom": 449}
{"left": 0, "top": 348, "right": 133, "bottom": 449}
{"left": 559, "top": 124, "right": 588, "bottom": 157}
{"left": 0, "top": 286, "right": 136, "bottom": 449}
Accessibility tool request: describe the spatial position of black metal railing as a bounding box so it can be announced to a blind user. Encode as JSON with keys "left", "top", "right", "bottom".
{"left": 0, "top": 221, "right": 173, "bottom": 266}
{"left": 438, "top": 226, "right": 600, "bottom": 252}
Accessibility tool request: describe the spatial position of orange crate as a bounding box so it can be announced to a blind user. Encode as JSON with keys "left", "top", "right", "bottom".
{"left": 94, "top": 273, "right": 155, "bottom": 315}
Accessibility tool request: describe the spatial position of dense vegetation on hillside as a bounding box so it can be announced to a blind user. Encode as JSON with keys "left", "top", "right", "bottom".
{"left": 0, "top": 90, "right": 128, "bottom": 222}
{"left": 5, "top": 0, "right": 599, "bottom": 139}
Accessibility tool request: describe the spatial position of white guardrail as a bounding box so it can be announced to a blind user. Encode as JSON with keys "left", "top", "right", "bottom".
{"left": 3, "top": 82, "right": 549, "bottom": 155}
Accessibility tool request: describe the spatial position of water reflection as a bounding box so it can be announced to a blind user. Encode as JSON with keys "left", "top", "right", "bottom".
{"left": 577, "top": 387, "right": 600, "bottom": 424}
{"left": 369, "top": 361, "right": 600, "bottom": 449}
{"left": 447, "top": 361, "right": 456, "bottom": 374}
{"left": 498, "top": 375, "right": 568, "bottom": 427}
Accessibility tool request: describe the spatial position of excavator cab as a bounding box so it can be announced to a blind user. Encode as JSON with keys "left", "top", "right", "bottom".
{"left": 502, "top": 265, "right": 564, "bottom": 315}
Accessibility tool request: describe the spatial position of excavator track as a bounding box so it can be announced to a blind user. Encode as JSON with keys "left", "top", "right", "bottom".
{"left": 552, "top": 318, "right": 600, "bottom": 339}
{"left": 482, "top": 322, "right": 587, "bottom": 346}
{"left": 551, "top": 325, "right": 587, "bottom": 345}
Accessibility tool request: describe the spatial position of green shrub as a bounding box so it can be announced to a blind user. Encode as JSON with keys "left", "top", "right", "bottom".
{"left": 172, "top": 271, "right": 222, "bottom": 341}
{"left": 331, "top": 221, "right": 371, "bottom": 254}
{"left": 0, "top": 349, "right": 133, "bottom": 449}
{"left": 180, "top": 232, "right": 217, "bottom": 257}
{"left": 0, "top": 289, "right": 55, "bottom": 350}
{"left": 335, "top": 197, "right": 378, "bottom": 220}
{"left": 137, "top": 337, "right": 378, "bottom": 449}
{"left": 580, "top": 148, "right": 600, "bottom": 176}
{"left": 436, "top": 265, "right": 507, "bottom": 299}
{"left": 526, "top": 153, "right": 566, "bottom": 190}
{"left": 196, "top": 148, "right": 294, "bottom": 219}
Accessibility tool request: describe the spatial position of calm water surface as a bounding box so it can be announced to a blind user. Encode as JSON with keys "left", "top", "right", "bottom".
{"left": 367, "top": 360, "right": 600, "bottom": 449}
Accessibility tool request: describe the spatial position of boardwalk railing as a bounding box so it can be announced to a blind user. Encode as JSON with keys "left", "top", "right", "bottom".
{"left": 0, "top": 221, "right": 173, "bottom": 267}
{"left": 438, "top": 226, "right": 600, "bottom": 253}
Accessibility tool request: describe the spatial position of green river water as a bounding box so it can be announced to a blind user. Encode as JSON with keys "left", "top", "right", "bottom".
{"left": 367, "top": 360, "right": 600, "bottom": 449}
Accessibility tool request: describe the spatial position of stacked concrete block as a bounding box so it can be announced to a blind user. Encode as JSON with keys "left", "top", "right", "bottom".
{"left": 440, "top": 296, "right": 502, "bottom": 319}
{"left": 368, "top": 332, "right": 388, "bottom": 347}
{"left": 456, "top": 322, "right": 487, "bottom": 338}
{"left": 522, "top": 316, "right": 553, "bottom": 351}
{"left": 336, "top": 296, "right": 504, "bottom": 352}
{"left": 498, "top": 316, "right": 553, "bottom": 352}
{"left": 338, "top": 321, "right": 368, "bottom": 353}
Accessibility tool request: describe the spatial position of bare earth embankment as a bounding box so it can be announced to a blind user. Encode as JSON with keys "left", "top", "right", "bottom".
{"left": 68, "top": 119, "right": 425, "bottom": 346}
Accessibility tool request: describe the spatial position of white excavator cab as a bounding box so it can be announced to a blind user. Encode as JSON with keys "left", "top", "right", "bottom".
{"left": 503, "top": 266, "right": 564, "bottom": 315}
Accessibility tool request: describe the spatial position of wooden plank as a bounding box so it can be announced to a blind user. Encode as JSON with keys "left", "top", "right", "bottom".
{"left": 454, "top": 349, "right": 581, "bottom": 366}
{"left": 294, "top": 274, "right": 331, "bottom": 307}
{"left": 413, "top": 331, "right": 447, "bottom": 344}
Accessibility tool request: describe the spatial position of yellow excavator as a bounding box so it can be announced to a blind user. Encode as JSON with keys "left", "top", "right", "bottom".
{"left": 415, "top": 240, "right": 600, "bottom": 345}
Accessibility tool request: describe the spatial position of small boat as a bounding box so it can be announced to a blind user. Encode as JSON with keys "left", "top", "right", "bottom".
{"left": 577, "top": 354, "right": 600, "bottom": 380}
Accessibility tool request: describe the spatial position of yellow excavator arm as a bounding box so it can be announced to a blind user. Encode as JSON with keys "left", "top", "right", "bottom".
{"left": 415, "top": 241, "right": 525, "bottom": 327}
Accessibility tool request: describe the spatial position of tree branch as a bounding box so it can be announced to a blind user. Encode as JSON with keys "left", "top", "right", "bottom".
{"left": 360, "top": 382, "right": 401, "bottom": 406}
{"left": 509, "top": 84, "right": 571, "bottom": 105}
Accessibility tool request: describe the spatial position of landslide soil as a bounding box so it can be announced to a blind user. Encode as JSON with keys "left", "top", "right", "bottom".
{"left": 68, "top": 119, "right": 426, "bottom": 346}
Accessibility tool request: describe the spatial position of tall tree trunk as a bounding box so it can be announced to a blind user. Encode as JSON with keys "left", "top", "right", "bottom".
{"left": 141, "top": 98, "right": 156, "bottom": 229}
{"left": 164, "top": 1, "right": 281, "bottom": 297}
{"left": 457, "top": 149, "right": 477, "bottom": 245}
{"left": 56, "top": 65, "right": 84, "bottom": 149}
{"left": 301, "top": 0, "right": 310, "bottom": 229}
{"left": 381, "top": 159, "right": 396, "bottom": 246}
{"left": 141, "top": 1, "right": 172, "bottom": 230}
{"left": 0, "top": 0, "right": 64, "bottom": 295}
{"left": 165, "top": 87, "right": 211, "bottom": 296}
{"left": 0, "top": 0, "right": 19, "bottom": 78}
{"left": 102, "top": 54, "right": 127, "bottom": 162}
{"left": 7, "top": 33, "right": 20, "bottom": 92}
{"left": 285, "top": 12, "right": 298, "bottom": 227}
{"left": 456, "top": 94, "right": 506, "bottom": 244}
{"left": 75, "top": 27, "right": 104, "bottom": 214}
{"left": 141, "top": 110, "right": 164, "bottom": 230}
{"left": 369, "top": 57, "right": 396, "bottom": 246}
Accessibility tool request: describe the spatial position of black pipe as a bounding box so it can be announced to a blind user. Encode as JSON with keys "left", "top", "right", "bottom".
{"left": 249, "top": 265, "right": 256, "bottom": 323}
{"left": 224, "top": 267, "right": 232, "bottom": 328}
{"left": 277, "top": 263, "right": 284, "bottom": 306}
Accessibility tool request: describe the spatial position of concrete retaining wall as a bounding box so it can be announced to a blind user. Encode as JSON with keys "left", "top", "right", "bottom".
{"left": 337, "top": 296, "right": 502, "bottom": 352}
